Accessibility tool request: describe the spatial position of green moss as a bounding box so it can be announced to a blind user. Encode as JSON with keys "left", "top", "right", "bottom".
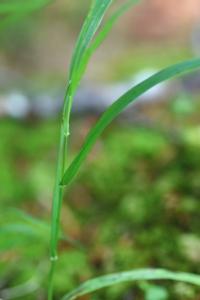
{"left": 1, "top": 116, "right": 200, "bottom": 299}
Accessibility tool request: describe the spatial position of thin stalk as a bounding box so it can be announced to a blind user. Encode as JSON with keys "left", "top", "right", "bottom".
{"left": 48, "top": 83, "right": 73, "bottom": 300}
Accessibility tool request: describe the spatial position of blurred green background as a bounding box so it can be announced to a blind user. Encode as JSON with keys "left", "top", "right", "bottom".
{"left": 1, "top": 1, "right": 200, "bottom": 299}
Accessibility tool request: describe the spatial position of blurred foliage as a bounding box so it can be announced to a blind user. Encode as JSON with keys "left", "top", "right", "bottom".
{"left": 1, "top": 101, "right": 200, "bottom": 299}
{"left": 108, "top": 44, "right": 192, "bottom": 81}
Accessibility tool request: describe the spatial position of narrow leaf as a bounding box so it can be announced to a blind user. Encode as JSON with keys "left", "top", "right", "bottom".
{"left": 69, "top": 0, "right": 114, "bottom": 93}
{"left": 61, "top": 268, "right": 200, "bottom": 300}
{"left": 73, "top": 0, "right": 140, "bottom": 89}
{"left": 62, "top": 58, "right": 200, "bottom": 186}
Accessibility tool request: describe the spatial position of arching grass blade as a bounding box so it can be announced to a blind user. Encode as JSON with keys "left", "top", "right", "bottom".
{"left": 62, "top": 58, "right": 200, "bottom": 186}
{"left": 61, "top": 268, "right": 200, "bottom": 300}
{"left": 69, "top": 0, "right": 114, "bottom": 92}
{"left": 72, "top": 0, "right": 140, "bottom": 91}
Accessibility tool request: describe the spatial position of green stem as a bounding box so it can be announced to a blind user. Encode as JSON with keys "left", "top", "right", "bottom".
{"left": 48, "top": 259, "right": 57, "bottom": 300}
{"left": 48, "top": 84, "right": 73, "bottom": 300}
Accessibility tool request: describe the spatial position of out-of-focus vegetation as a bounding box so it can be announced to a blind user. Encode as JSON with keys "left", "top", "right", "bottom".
{"left": 1, "top": 98, "right": 200, "bottom": 299}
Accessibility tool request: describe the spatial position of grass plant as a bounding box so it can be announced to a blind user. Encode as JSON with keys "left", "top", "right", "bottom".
{"left": 1, "top": 0, "right": 200, "bottom": 299}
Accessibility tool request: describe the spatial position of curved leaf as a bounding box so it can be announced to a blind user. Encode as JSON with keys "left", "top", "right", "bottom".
{"left": 69, "top": 0, "right": 114, "bottom": 92}
{"left": 61, "top": 268, "right": 200, "bottom": 300}
{"left": 62, "top": 58, "right": 200, "bottom": 186}
{"left": 71, "top": 0, "right": 140, "bottom": 93}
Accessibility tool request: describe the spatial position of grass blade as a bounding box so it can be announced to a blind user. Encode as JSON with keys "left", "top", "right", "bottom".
{"left": 69, "top": 0, "right": 113, "bottom": 70}
{"left": 69, "top": 0, "right": 115, "bottom": 94}
{"left": 62, "top": 58, "right": 200, "bottom": 186}
{"left": 61, "top": 268, "right": 200, "bottom": 300}
{"left": 69, "top": 0, "right": 114, "bottom": 67}
{"left": 73, "top": 0, "right": 140, "bottom": 89}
